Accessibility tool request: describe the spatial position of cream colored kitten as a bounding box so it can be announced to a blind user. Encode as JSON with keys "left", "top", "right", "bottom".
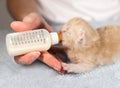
{"left": 60, "top": 18, "right": 120, "bottom": 73}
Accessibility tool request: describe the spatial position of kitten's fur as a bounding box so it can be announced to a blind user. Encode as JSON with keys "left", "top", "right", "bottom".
{"left": 60, "top": 18, "right": 120, "bottom": 73}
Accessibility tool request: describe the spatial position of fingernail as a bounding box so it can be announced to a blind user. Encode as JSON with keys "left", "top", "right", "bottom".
{"left": 23, "top": 16, "right": 33, "bottom": 23}
{"left": 23, "top": 13, "right": 37, "bottom": 24}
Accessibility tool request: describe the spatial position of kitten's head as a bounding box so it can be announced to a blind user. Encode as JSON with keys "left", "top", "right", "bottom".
{"left": 59, "top": 17, "right": 100, "bottom": 50}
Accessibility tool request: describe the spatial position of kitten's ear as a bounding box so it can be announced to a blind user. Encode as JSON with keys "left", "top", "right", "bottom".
{"left": 76, "top": 29, "right": 99, "bottom": 48}
{"left": 85, "top": 30, "right": 100, "bottom": 48}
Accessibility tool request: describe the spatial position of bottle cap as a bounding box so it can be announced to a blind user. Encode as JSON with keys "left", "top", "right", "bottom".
{"left": 50, "top": 32, "right": 59, "bottom": 45}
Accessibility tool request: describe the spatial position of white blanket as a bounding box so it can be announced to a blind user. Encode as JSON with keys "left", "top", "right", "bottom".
{"left": 0, "top": 19, "right": 120, "bottom": 88}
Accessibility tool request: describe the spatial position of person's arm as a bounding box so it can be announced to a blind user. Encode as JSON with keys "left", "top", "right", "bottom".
{"left": 7, "top": 0, "right": 52, "bottom": 31}
{"left": 7, "top": 0, "right": 40, "bottom": 20}
{"left": 6, "top": 0, "right": 65, "bottom": 73}
{"left": 6, "top": 0, "right": 53, "bottom": 64}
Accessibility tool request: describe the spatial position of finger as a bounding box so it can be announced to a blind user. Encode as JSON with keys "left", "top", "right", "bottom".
{"left": 11, "top": 13, "right": 43, "bottom": 32}
{"left": 26, "top": 13, "right": 53, "bottom": 32}
{"left": 11, "top": 21, "right": 33, "bottom": 32}
{"left": 23, "top": 13, "right": 42, "bottom": 29}
{"left": 38, "top": 52, "right": 64, "bottom": 73}
{"left": 14, "top": 52, "right": 41, "bottom": 65}
{"left": 11, "top": 20, "right": 53, "bottom": 32}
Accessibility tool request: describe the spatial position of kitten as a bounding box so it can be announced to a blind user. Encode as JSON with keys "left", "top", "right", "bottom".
{"left": 59, "top": 18, "right": 120, "bottom": 73}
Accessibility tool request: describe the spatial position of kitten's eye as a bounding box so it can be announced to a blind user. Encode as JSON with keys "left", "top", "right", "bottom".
{"left": 62, "top": 28, "right": 69, "bottom": 32}
{"left": 62, "top": 30, "right": 67, "bottom": 33}
{"left": 66, "top": 27, "right": 70, "bottom": 30}
{"left": 66, "top": 31, "right": 72, "bottom": 35}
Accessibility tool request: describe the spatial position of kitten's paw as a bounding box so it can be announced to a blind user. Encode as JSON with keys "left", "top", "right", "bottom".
{"left": 62, "top": 63, "right": 71, "bottom": 72}
{"left": 62, "top": 63, "right": 80, "bottom": 73}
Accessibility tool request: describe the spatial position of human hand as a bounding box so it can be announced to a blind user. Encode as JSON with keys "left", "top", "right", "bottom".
{"left": 11, "top": 12, "right": 53, "bottom": 65}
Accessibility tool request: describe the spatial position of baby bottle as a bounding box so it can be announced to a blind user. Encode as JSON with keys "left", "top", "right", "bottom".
{"left": 6, "top": 29, "right": 59, "bottom": 56}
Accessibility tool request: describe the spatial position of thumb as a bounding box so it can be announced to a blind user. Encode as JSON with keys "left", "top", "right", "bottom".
{"left": 23, "top": 13, "right": 42, "bottom": 29}
{"left": 11, "top": 13, "right": 42, "bottom": 32}
{"left": 24, "top": 13, "right": 53, "bottom": 32}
